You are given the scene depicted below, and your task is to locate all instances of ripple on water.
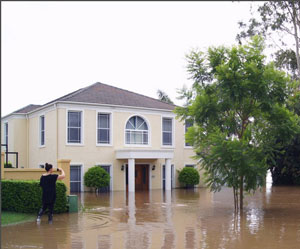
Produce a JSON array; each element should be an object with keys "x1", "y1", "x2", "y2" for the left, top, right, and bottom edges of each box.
[{"x1": 84, "y1": 211, "x2": 114, "y2": 230}]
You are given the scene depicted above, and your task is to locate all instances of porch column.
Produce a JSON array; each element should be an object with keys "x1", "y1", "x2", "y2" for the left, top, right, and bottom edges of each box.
[
  {"x1": 57, "y1": 159, "x2": 71, "y2": 195},
  {"x1": 128, "y1": 158, "x2": 135, "y2": 192},
  {"x1": 165, "y1": 158, "x2": 172, "y2": 191}
]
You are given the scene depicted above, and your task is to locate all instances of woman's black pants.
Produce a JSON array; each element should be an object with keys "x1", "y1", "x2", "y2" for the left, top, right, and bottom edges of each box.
[{"x1": 38, "y1": 202, "x2": 54, "y2": 220}]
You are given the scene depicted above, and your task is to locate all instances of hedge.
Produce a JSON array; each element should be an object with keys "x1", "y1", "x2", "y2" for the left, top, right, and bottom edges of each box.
[{"x1": 1, "y1": 180, "x2": 68, "y2": 213}]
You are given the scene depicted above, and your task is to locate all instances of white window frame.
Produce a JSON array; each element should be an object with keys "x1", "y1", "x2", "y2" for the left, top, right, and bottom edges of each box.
[
  {"x1": 161, "y1": 116, "x2": 175, "y2": 148},
  {"x1": 70, "y1": 163, "x2": 84, "y2": 192},
  {"x1": 185, "y1": 164, "x2": 196, "y2": 168},
  {"x1": 96, "y1": 112, "x2": 113, "y2": 146},
  {"x1": 95, "y1": 163, "x2": 113, "y2": 191},
  {"x1": 66, "y1": 109, "x2": 84, "y2": 146},
  {"x1": 4, "y1": 122, "x2": 8, "y2": 146},
  {"x1": 39, "y1": 115, "x2": 45, "y2": 147},
  {"x1": 124, "y1": 115, "x2": 151, "y2": 147},
  {"x1": 184, "y1": 119, "x2": 193, "y2": 148},
  {"x1": 161, "y1": 163, "x2": 175, "y2": 189}
]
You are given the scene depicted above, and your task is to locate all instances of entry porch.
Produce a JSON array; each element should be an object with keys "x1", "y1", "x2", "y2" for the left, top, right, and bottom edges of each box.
[{"x1": 116, "y1": 149, "x2": 174, "y2": 192}]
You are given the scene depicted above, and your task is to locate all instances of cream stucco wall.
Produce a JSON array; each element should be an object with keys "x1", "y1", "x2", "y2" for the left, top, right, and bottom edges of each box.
[
  {"x1": 1, "y1": 117, "x2": 27, "y2": 168},
  {"x1": 28, "y1": 110, "x2": 57, "y2": 168},
  {"x1": 3, "y1": 103, "x2": 202, "y2": 191}
]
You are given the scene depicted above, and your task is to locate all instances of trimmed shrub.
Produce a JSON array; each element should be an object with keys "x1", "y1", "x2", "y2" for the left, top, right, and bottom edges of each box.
[
  {"x1": 1, "y1": 180, "x2": 68, "y2": 213},
  {"x1": 178, "y1": 167, "x2": 200, "y2": 187},
  {"x1": 84, "y1": 166, "x2": 110, "y2": 192}
]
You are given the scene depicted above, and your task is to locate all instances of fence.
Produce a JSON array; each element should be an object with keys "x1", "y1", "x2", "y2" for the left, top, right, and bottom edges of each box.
[{"x1": 1, "y1": 152, "x2": 71, "y2": 195}]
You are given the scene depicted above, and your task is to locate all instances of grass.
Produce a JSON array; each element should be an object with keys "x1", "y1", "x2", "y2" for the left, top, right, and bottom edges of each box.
[{"x1": 1, "y1": 211, "x2": 36, "y2": 226}]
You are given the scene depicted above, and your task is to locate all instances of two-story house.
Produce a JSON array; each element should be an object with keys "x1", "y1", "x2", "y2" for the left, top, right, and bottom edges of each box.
[{"x1": 1, "y1": 82, "x2": 200, "y2": 192}]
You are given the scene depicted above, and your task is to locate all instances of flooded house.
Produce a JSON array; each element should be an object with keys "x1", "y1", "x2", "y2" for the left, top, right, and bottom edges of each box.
[{"x1": 1, "y1": 82, "x2": 202, "y2": 192}]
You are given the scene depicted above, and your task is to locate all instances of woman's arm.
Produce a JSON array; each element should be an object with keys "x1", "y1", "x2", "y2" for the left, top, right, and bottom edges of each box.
[{"x1": 57, "y1": 168, "x2": 66, "y2": 180}]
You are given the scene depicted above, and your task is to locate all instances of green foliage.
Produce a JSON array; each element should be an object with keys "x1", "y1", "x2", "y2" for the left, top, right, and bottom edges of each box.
[
  {"x1": 84, "y1": 166, "x2": 110, "y2": 191},
  {"x1": 236, "y1": 1, "x2": 300, "y2": 79},
  {"x1": 269, "y1": 135, "x2": 300, "y2": 185},
  {"x1": 175, "y1": 36, "x2": 300, "y2": 210},
  {"x1": 157, "y1": 89, "x2": 174, "y2": 104},
  {"x1": 4, "y1": 162, "x2": 13, "y2": 168},
  {"x1": 268, "y1": 89, "x2": 300, "y2": 185},
  {"x1": 178, "y1": 167, "x2": 200, "y2": 187},
  {"x1": 1, "y1": 180, "x2": 68, "y2": 213}
]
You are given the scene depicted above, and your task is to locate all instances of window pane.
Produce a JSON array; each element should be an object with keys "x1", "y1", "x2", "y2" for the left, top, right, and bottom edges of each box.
[
  {"x1": 126, "y1": 118, "x2": 135, "y2": 129},
  {"x1": 163, "y1": 132, "x2": 172, "y2": 145},
  {"x1": 185, "y1": 165, "x2": 195, "y2": 168},
  {"x1": 5, "y1": 123, "x2": 8, "y2": 145},
  {"x1": 163, "y1": 118, "x2": 172, "y2": 132},
  {"x1": 98, "y1": 129, "x2": 109, "y2": 143},
  {"x1": 133, "y1": 132, "x2": 143, "y2": 144},
  {"x1": 68, "y1": 128, "x2": 81, "y2": 143},
  {"x1": 70, "y1": 182, "x2": 81, "y2": 193},
  {"x1": 125, "y1": 116, "x2": 149, "y2": 144},
  {"x1": 143, "y1": 132, "x2": 148, "y2": 144},
  {"x1": 137, "y1": 117, "x2": 148, "y2": 130},
  {"x1": 68, "y1": 112, "x2": 81, "y2": 127},
  {"x1": 70, "y1": 166, "x2": 81, "y2": 181},
  {"x1": 40, "y1": 116, "x2": 45, "y2": 130},
  {"x1": 138, "y1": 121, "x2": 148, "y2": 130},
  {"x1": 98, "y1": 114, "x2": 109, "y2": 128},
  {"x1": 185, "y1": 119, "x2": 193, "y2": 131},
  {"x1": 41, "y1": 131, "x2": 45, "y2": 145}
]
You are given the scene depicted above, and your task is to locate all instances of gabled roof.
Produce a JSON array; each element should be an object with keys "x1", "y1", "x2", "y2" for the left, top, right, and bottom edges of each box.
[
  {"x1": 8, "y1": 82, "x2": 176, "y2": 116},
  {"x1": 45, "y1": 82, "x2": 176, "y2": 110},
  {"x1": 13, "y1": 104, "x2": 42, "y2": 114}
]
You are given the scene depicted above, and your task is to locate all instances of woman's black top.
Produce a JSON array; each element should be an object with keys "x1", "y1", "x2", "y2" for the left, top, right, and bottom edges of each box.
[{"x1": 40, "y1": 174, "x2": 59, "y2": 204}]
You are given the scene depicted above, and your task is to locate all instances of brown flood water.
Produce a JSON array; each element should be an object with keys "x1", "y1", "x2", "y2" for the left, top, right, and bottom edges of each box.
[{"x1": 2, "y1": 178, "x2": 300, "y2": 249}]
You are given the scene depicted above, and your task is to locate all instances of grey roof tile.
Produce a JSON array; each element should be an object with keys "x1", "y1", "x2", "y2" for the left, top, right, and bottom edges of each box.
[
  {"x1": 13, "y1": 104, "x2": 42, "y2": 114},
  {"x1": 10, "y1": 82, "x2": 176, "y2": 116},
  {"x1": 48, "y1": 82, "x2": 176, "y2": 110}
]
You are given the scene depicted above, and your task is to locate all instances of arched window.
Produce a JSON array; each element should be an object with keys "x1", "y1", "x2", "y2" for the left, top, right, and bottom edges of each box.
[{"x1": 125, "y1": 116, "x2": 148, "y2": 145}]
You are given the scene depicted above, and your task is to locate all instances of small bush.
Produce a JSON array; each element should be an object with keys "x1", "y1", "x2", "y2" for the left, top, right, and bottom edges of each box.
[
  {"x1": 84, "y1": 166, "x2": 110, "y2": 192},
  {"x1": 178, "y1": 167, "x2": 200, "y2": 187},
  {"x1": 1, "y1": 180, "x2": 68, "y2": 213},
  {"x1": 4, "y1": 162, "x2": 13, "y2": 168}
]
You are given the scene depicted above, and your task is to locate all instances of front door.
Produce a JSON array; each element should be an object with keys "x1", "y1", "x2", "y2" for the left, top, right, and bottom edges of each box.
[{"x1": 126, "y1": 164, "x2": 149, "y2": 191}]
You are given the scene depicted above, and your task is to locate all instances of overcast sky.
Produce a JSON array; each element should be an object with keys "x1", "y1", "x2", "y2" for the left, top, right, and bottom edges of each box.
[{"x1": 2, "y1": 1, "x2": 258, "y2": 117}]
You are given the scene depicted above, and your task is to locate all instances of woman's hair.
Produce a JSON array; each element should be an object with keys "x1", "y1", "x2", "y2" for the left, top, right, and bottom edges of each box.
[{"x1": 45, "y1": 163, "x2": 53, "y2": 172}]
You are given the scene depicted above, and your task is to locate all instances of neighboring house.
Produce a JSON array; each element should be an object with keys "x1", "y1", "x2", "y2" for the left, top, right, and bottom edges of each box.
[{"x1": 1, "y1": 82, "x2": 200, "y2": 192}]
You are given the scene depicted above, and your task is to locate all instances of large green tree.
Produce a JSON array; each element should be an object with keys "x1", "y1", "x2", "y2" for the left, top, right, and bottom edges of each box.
[
  {"x1": 236, "y1": 1, "x2": 300, "y2": 80},
  {"x1": 175, "y1": 36, "x2": 299, "y2": 211},
  {"x1": 268, "y1": 89, "x2": 300, "y2": 185}
]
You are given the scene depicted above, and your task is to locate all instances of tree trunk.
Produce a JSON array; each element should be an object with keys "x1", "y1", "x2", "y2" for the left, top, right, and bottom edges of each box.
[
  {"x1": 291, "y1": 2, "x2": 300, "y2": 81},
  {"x1": 240, "y1": 175, "x2": 244, "y2": 210}
]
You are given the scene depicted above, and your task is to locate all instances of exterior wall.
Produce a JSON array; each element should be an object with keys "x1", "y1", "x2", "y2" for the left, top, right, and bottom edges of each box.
[
  {"x1": 1, "y1": 116, "x2": 27, "y2": 168},
  {"x1": 12, "y1": 118, "x2": 28, "y2": 168},
  {"x1": 28, "y1": 109, "x2": 57, "y2": 168},
  {"x1": 3, "y1": 102, "x2": 201, "y2": 191},
  {"x1": 1, "y1": 159, "x2": 71, "y2": 194}
]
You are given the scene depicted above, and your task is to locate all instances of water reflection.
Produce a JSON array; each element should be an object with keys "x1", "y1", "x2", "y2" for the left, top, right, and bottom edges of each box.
[{"x1": 3, "y1": 185, "x2": 300, "y2": 249}]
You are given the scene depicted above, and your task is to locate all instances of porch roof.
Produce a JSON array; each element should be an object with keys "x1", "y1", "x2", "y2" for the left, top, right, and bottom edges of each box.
[{"x1": 115, "y1": 149, "x2": 174, "y2": 159}]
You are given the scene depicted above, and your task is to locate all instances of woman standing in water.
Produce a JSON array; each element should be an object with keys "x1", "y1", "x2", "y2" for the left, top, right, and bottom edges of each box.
[{"x1": 37, "y1": 163, "x2": 65, "y2": 224}]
